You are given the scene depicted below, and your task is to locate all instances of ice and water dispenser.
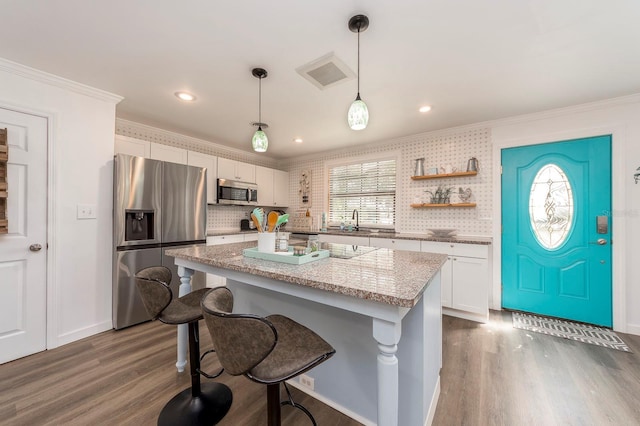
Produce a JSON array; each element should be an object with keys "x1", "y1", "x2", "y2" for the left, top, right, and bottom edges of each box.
[{"x1": 124, "y1": 210, "x2": 155, "y2": 242}]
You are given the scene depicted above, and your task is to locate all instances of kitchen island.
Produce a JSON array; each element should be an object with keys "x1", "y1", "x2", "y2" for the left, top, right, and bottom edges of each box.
[{"x1": 166, "y1": 242, "x2": 447, "y2": 426}]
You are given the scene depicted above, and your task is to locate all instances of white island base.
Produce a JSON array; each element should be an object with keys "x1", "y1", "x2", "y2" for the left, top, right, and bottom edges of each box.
[
  {"x1": 226, "y1": 276, "x2": 442, "y2": 426},
  {"x1": 168, "y1": 243, "x2": 445, "y2": 426},
  {"x1": 176, "y1": 259, "x2": 442, "y2": 426}
]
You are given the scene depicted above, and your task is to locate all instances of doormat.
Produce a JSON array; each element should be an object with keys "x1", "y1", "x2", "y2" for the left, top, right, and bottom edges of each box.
[{"x1": 512, "y1": 312, "x2": 631, "y2": 353}]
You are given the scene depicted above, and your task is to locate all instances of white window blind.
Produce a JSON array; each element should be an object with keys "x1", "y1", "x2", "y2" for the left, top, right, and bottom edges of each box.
[{"x1": 328, "y1": 159, "x2": 396, "y2": 227}]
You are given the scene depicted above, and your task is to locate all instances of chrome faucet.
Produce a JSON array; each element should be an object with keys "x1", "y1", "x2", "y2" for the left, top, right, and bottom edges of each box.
[{"x1": 352, "y1": 209, "x2": 359, "y2": 231}]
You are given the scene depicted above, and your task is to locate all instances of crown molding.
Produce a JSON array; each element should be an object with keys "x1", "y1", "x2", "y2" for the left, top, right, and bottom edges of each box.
[
  {"x1": 479, "y1": 92, "x2": 640, "y2": 129},
  {"x1": 0, "y1": 57, "x2": 123, "y2": 104}
]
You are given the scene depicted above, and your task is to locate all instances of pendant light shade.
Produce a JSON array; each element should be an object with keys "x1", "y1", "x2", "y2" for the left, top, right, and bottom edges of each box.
[
  {"x1": 348, "y1": 94, "x2": 369, "y2": 131},
  {"x1": 251, "y1": 68, "x2": 268, "y2": 152},
  {"x1": 348, "y1": 15, "x2": 369, "y2": 131},
  {"x1": 252, "y1": 126, "x2": 268, "y2": 153}
]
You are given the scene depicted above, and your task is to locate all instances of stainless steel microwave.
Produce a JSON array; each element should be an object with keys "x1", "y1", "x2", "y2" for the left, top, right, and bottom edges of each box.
[{"x1": 216, "y1": 178, "x2": 258, "y2": 205}]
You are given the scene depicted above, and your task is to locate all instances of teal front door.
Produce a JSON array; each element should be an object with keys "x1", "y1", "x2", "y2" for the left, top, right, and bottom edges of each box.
[{"x1": 502, "y1": 135, "x2": 612, "y2": 327}]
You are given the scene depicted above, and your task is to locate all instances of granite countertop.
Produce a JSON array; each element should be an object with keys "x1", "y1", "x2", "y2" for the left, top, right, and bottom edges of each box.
[
  {"x1": 166, "y1": 241, "x2": 448, "y2": 308},
  {"x1": 207, "y1": 228, "x2": 491, "y2": 244},
  {"x1": 207, "y1": 229, "x2": 259, "y2": 236},
  {"x1": 286, "y1": 229, "x2": 492, "y2": 245}
]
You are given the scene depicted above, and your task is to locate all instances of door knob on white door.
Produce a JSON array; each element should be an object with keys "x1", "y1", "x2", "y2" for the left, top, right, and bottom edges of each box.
[{"x1": 29, "y1": 244, "x2": 42, "y2": 252}]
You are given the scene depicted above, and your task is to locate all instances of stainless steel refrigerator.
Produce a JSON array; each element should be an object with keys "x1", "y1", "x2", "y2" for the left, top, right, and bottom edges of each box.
[{"x1": 112, "y1": 154, "x2": 207, "y2": 330}]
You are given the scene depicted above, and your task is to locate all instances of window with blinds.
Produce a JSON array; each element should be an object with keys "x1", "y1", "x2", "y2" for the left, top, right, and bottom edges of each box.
[{"x1": 328, "y1": 158, "x2": 396, "y2": 227}]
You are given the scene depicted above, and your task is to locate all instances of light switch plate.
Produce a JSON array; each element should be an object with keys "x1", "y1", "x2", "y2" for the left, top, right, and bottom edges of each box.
[{"x1": 77, "y1": 204, "x2": 97, "y2": 219}]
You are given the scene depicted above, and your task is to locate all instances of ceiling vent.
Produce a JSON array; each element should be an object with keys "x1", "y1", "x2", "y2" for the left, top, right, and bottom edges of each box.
[{"x1": 296, "y1": 52, "x2": 355, "y2": 90}]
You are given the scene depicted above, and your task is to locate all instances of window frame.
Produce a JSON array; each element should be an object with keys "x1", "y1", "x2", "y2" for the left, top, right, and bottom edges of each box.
[{"x1": 323, "y1": 151, "x2": 400, "y2": 230}]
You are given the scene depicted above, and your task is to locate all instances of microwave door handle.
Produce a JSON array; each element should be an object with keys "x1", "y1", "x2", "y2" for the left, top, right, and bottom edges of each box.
[{"x1": 246, "y1": 188, "x2": 251, "y2": 203}]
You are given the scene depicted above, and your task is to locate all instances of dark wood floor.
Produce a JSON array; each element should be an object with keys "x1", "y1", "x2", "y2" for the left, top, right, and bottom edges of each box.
[{"x1": 1, "y1": 311, "x2": 639, "y2": 425}]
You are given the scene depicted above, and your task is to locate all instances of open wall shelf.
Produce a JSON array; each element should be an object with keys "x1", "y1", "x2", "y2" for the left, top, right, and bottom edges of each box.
[
  {"x1": 410, "y1": 203, "x2": 476, "y2": 208},
  {"x1": 411, "y1": 171, "x2": 477, "y2": 180}
]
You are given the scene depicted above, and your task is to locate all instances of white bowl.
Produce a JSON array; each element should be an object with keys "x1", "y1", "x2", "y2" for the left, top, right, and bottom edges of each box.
[{"x1": 428, "y1": 228, "x2": 457, "y2": 238}]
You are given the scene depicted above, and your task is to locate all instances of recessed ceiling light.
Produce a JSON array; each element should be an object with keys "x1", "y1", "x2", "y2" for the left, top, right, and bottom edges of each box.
[
  {"x1": 294, "y1": 138, "x2": 303, "y2": 143},
  {"x1": 419, "y1": 105, "x2": 432, "y2": 113},
  {"x1": 175, "y1": 91, "x2": 196, "y2": 101}
]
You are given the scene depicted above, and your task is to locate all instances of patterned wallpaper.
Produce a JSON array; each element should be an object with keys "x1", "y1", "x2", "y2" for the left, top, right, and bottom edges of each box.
[
  {"x1": 283, "y1": 127, "x2": 492, "y2": 236},
  {"x1": 116, "y1": 118, "x2": 492, "y2": 235}
]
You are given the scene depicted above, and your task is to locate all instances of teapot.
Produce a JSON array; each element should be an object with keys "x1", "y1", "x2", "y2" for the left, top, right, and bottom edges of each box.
[{"x1": 467, "y1": 157, "x2": 479, "y2": 172}]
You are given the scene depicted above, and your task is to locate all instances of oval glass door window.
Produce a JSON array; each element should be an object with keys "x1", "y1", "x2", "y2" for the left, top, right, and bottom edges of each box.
[{"x1": 529, "y1": 163, "x2": 574, "y2": 249}]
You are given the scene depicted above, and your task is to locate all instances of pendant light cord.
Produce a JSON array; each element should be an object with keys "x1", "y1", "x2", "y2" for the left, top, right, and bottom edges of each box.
[
  {"x1": 357, "y1": 26, "x2": 361, "y2": 95},
  {"x1": 258, "y1": 76, "x2": 262, "y2": 126}
]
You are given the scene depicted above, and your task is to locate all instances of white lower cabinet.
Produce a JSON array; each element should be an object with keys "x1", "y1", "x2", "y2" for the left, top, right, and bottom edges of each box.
[
  {"x1": 369, "y1": 237, "x2": 421, "y2": 251},
  {"x1": 421, "y1": 241, "x2": 489, "y2": 322},
  {"x1": 205, "y1": 234, "x2": 257, "y2": 287}
]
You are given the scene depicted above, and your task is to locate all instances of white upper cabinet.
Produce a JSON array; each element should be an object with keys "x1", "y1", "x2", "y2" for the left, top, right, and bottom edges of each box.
[
  {"x1": 273, "y1": 170, "x2": 290, "y2": 207},
  {"x1": 114, "y1": 135, "x2": 150, "y2": 157},
  {"x1": 217, "y1": 157, "x2": 256, "y2": 183},
  {"x1": 255, "y1": 166, "x2": 274, "y2": 206},
  {"x1": 149, "y1": 142, "x2": 188, "y2": 164},
  {"x1": 187, "y1": 151, "x2": 218, "y2": 204},
  {"x1": 255, "y1": 166, "x2": 290, "y2": 207}
]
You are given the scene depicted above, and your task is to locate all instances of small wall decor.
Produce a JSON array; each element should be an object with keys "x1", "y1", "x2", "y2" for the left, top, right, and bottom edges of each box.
[
  {"x1": 299, "y1": 169, "x2": 311, "y2": 205},
  {"x1": 0, "y1": 128, "x2": 8, "y2": 234},
  {"x1": 634, "y1": 166, "x2": 640, "y2": 184}
]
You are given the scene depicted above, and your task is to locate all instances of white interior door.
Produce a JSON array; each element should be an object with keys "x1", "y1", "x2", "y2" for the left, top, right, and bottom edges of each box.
[{"x1": 0, "y1": 108, "x2": 48, "y2": 364}]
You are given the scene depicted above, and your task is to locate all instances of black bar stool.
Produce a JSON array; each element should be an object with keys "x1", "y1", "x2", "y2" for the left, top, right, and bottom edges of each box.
[
  {"x1": 201, "y1": 286, "x2": 335, "y2": 426},
  {"x1": 135, "y1": 267, "x2": 232, "y2": 425}
]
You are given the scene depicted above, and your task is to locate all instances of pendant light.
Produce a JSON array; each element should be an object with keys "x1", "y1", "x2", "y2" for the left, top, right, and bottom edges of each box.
[
  {"x1": 347, "y1": 14, "x2": 370, "y2": 131},
  {"x1": 251, "y1": 68, "x2": 269, "y2": 153}
]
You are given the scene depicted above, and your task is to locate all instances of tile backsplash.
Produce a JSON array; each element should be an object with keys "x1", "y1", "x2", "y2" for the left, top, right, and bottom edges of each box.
[{"x1": 118, "y1": 118, "x2": 492, "y2": 236}]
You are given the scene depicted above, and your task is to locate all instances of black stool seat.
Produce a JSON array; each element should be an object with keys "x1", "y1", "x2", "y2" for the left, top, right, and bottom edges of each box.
[
  {"x1": 202, "y1": 287, "x2": 335, "y2": 426},
  {"x1": 135, "y1": 267, "x2": 232, "y2": 425}
]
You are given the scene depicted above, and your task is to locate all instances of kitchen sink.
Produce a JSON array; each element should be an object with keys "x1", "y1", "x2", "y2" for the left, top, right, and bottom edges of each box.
[{"x1": 322, "y1": 243, "x2": 378, "y2": 259}]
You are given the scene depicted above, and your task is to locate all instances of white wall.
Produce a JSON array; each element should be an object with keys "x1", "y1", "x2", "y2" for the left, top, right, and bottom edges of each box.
[
  {"x1": 491, "y1": 95, "x2": 640, "y2": 334},
  {"x1": 0, "y1": 59, "x2": 121, "y2": 348}
]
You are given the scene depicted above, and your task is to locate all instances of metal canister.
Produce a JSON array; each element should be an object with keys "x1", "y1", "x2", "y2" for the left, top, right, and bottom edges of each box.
[{"x1": 414, "y1": 158, "x2": 425, "y2": 176}]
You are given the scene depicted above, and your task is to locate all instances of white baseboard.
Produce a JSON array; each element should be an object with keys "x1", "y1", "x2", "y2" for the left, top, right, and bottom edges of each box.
[
  {"x1": 425, "y1": 376, "x2": 441, "y2": 426},
  {"x1": 285, "y1": 379, "x2": 375, "y2": 426},
  {"x1": 55, "y1": 320, "x2": 113, "y2": 348},
  {"x1": 443, "y1": 307, "x2": 488, "y2": 323},
  {"x1": 286, "y1": 373, "x2": 442, "y2": 426},
  {"x1": 625, "y1": 323, "x2": 640, "y2": 336}
]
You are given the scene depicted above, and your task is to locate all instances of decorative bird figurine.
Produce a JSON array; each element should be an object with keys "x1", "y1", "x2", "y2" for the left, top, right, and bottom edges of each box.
[{"x1": 458, "y1": 187, "x2": 472, "y2": 203}]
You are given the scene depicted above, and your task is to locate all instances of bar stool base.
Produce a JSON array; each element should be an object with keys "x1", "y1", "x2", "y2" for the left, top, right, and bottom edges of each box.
[{"x1": 158, "y1": 382, "x2": 232, "y2": 426}]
